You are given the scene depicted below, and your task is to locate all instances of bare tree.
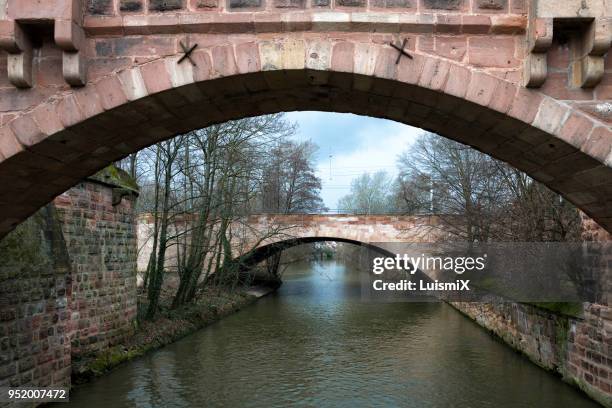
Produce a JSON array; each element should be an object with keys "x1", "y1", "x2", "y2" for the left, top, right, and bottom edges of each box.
[
  {"x1": 495, "y1": 166, "x2": 581, "y2": 241},
  {"x1": 259, "y1": 140, "x2": 325, "y2": 214},
  {"x1": 137, "y1": 115, "x2": 325, "y2": 308},
  {"x1": 395, "y1": 132, "x2": 580, "y2": 242},
  {"x1": 145, "y1": 137, "x2": 185, "y2": 319}
]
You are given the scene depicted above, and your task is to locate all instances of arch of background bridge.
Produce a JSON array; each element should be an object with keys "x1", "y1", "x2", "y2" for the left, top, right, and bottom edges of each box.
[
  {"x1": 0, "y1": 39, "x2": 610, "y2": 237},
  {"x1": 233, "y1": 236, "x2": 434, "y2": 284},
  {"x1": 237, "y1": 236, "x2": 398, "y2": 270}
]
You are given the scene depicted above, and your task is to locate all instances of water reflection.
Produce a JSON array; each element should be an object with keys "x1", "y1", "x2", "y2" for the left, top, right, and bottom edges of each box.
[{"x1": 65, "y1": 260, "x2": 599, "y2": 408}]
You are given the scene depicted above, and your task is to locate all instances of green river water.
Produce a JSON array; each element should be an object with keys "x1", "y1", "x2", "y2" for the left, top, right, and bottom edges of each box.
[{"x1": 66, "y1": 259, "x2": 600, "y2": 407}]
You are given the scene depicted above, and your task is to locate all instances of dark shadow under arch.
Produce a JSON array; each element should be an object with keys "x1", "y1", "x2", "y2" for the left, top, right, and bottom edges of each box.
[
  {"x1": 237, "y1": 236, "x2": 398, "y2": 270},
  {"x1": 1, "y1": 54, "x2": 610, "y2": 237},
  {"x1": 231, "y1": 237, "x2": 434, "y2": 289}
]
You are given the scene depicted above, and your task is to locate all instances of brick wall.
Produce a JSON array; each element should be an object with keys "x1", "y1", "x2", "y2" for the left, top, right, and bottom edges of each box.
[
  {"x1": 451, "y1": 217, "x2": 612, "y2": 407},
  {"x1": 0, "y1": 167, "x2": 138, "y2": 394},
  {"x1": 0, "y1": 206, "x2": 72, "y2": 392},
  {"x1": 54, "y1": 171, "x2": 138, "y2": 360},
  {"x1": 452, "y1": 301, "x2": 612, "y2": 407}
]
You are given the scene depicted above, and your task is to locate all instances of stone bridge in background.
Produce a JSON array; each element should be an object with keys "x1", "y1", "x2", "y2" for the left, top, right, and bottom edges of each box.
[
  {"x1": 239, "y1": 213, "x2": 448, "y2": 263},
  {"x1": 137, "y1": 213, "x2": 448, "y2": 272},
  {"x1": 240, "y1": 215, "x2": 466, "y2": 283},
  {"x1": 0, "y1": 0, "x2": 611, "y2": 238},
  {"x1": 247, "y1": 213, "x2": 445, "y2": 242}
]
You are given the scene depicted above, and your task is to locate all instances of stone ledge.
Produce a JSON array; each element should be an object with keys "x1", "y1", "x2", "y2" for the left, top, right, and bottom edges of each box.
[
  {"x1": 86, "y1": 165, "x2": 140, "y2": 196},
  {"x1": 83, "y1": 11, "x2": 526, "y2": 35}
]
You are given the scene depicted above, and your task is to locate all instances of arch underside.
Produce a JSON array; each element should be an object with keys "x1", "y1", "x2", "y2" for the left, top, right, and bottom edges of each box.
[
  {"x1": 1, "y1": 67, "x2": 611, "y2": 236},
  {"x1": 238, "y1": 236, "x2": 435, "y2": 286},
  {"x1": 240, "y1": 236, "x2": 397, "y2": 268}
]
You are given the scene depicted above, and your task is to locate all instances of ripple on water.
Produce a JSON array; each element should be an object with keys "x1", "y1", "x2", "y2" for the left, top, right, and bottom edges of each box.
[{"x1": 65, "y1": 260, "x2": 601, "y2": 408}]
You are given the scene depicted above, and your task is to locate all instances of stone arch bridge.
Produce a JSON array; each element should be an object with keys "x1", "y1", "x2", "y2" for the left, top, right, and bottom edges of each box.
[
  {"x1": 137, "y1": 213, "x2": 447, "y2": 272},
  {"x1": 0, "y1": 0, "x2": 610, "y2": 238},
  {"x1": 237, "y1": 213, "x2": 445, "y2": 262},
  {"x1": 214, "y1": 215, "x2": 451, "y2": 285}
]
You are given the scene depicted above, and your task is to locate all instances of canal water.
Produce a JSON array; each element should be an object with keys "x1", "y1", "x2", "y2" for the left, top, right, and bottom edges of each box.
[{"x1": 66, "y1": 260, "x2": 600, "y2": 407}]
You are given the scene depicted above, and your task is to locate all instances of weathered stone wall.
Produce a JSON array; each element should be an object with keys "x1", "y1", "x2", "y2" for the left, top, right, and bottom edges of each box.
[
  {"x1": 452, "y1": 217, "x2": 612, "y2": 407},
  {"x1": 54, "y1": 169, "x2": 138, "y2": 360},
  {"x1": 452, "y1": 301, "x2": 612, "y2": 408},
  {"x1": 583, "y1": 213, "x2": 612, "y2": 243},
  {"x1": 0, "y1": 167, "x2": 138, "y2": 394},
  {"x1": 0, "y1": 206, "x2": 72, "y2": 392},
  {"x1": 85, "y1": 0, "x2": 525, "y2": 13}
]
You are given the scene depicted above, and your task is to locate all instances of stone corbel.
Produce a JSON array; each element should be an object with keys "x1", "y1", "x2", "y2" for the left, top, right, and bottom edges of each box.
[
  {"x1": 0, "y1": 20, "x2": 33, "y2": 88},
  {"x1": 571, "y1": 18, "x2": 612, "y2": 88},
  {"x1": 54, "y1": 19, "x2": 87, "y2": 86},
  {"x1": 112, "y1": 188, "x2": 134, "y2": 206},
  {"x1": 524, "y1": 17, "x2": 553, "y2": 88}
]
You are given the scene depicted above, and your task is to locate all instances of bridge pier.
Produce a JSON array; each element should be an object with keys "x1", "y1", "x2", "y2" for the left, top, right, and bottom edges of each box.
[{"x1": 0, "y1": 166, "x2": 138, "y2": 393}]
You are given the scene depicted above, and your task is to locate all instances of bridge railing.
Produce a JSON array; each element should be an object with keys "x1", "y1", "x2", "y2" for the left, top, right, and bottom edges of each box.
[{"x1": 310, "y1": 209, "x2": 429, "y2": 216}]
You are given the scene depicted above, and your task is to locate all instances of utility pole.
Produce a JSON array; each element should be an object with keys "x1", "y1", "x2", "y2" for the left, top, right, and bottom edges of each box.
[
  {"x1": 329, "y1": 149, "x2": 333, "y2": 181},
  {"x1": 430, "y1": 176, "x2": 434, "y2": 214}
]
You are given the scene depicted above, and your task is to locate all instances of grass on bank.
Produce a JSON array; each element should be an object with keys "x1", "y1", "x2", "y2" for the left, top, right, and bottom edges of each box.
[{"x1": 72, "y1": 287, "x2": 256, "y2": 384}]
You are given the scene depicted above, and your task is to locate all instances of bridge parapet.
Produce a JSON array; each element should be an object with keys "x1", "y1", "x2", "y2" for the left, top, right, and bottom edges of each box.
[
  {"x1": 83, "y1": 0, "x2": 527, "y2": 15},
  {"x1": 1, "y1": 0, "x2": 610, "y2": 93},
  {"x1": 241, "y1": 213, "x2": 449, "y2": 247}
]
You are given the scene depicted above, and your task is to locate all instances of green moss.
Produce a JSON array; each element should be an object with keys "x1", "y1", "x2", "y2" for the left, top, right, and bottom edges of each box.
[
  {"x1": 0, "y1": 205, "x2": 70, "y2": 274},
  {"x1": 566, "y1": 376, "x2": 612, "y2": 408},
  {"x1": 530, "y1": 302, "x2": 583, "y2": 318},
  {"x1": 72, "y1": 289, "x2": 259, "y2": 385},
  {"x1": 88, "y1": 165, "x2": 139, "y2": 194},
  {"x1": 549, "y1": 313, "x2": 571, "y2": 372},
  {"x1": 0, "y1": 214, "x2": 45, "y2": 268},
  {"x1": 84, "y1": 348, "x2": 143, "y2": 377}
]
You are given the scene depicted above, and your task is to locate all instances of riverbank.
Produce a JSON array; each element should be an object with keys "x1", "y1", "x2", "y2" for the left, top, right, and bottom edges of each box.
[
  {"x1": 72, "y1": 285, "x2": 276, "y2": 384},
  {"x1": 450, "y1": 301, "x2": 610, "y2": 408}
]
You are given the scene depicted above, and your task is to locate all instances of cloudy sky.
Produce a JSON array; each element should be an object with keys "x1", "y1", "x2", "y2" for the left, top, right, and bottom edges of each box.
[{"x1": 284, "y1": 112, "x2": 423, "y2": 209}]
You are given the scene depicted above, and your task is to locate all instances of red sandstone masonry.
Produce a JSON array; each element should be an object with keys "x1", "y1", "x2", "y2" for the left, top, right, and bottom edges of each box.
[
  {"x1": 138, "y1": 213, "x2": 451, "y2": 273},
  {"x1": 55, "y1": 181, "x2": 137, "y2": 359},
  {"x1": 0, "y1": 31, "x2": 596, "y2": 239},
  {"x1": 452, "y1": 301, "x2": 612, "y2": 407},
  {"x1": 94, "y1": 76, "x2": 130, "y2": 110},
  {"x1": 583, "y1": 127, "x2": 612, "y2": 165},
  {"x1": 0, "y1": 172, "x2": 138, "y2": 396},
  {"x1": 452, "y1": 216, "x2": 612, "y2": 407},
  {"x1": 0, "y1": 127, "x2": 23, "y2": 160},
  {"x1": 0, "y1": 208, "x2": 72, "y2": 393}
]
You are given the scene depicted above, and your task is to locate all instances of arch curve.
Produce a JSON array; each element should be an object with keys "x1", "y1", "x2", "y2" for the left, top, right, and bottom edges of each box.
[
  {"x1": 0, "y1": 38, "x2": 610, "y2": 236},
  {"x1": 238, "y1": 236, "x2": 398, "y2": 269}
]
